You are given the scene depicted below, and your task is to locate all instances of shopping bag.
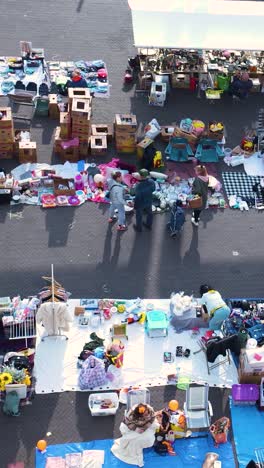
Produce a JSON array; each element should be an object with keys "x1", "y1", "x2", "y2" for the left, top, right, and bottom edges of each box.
[
  {"x1": 78, "y1": 356, "x2": 107, "y2": 390},
  {"x1": 188, "y1": 196, "x2": 203, "y2": 209}
]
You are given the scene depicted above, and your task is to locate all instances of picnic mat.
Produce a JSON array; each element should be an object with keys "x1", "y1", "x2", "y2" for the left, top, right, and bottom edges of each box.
[
  {"x1": 230, "y1": 398, "x2": 264, "y2": 467},
  {"x1": 222, "y1": 172, "x2": 262, "y2": 199},
  {"x1": 166, "y1": 161, "x2": 219, "y2": 182},
  {"x1": 36, "y1": 436, "x2": 235, "y2": 468}
]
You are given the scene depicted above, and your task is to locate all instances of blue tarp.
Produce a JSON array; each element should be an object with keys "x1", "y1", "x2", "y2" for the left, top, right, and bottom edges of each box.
[
  {"x1": 36, "y1": 435, "x2": 234, "y2": 468},
  {"x1": 230, "y1": 398, "x2": 264, "y2": 467}
]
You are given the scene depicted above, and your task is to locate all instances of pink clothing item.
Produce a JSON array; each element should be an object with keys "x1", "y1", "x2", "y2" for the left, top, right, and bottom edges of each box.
[{"x1": 198, "y1": 175, "x2": 209, "y2": 183}]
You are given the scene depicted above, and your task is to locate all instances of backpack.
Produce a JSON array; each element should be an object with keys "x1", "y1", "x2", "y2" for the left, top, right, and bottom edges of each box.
[{"x1": 3, "y1": 391, "x2": 20, "y2": 416}]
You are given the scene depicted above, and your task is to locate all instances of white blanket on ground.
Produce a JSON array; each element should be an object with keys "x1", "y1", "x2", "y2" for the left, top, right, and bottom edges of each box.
[
  {"x1": 111, "y1": 421, "x2": 159, "y2": 468},
  {"x1": 243, "y1": 152, "x2": 264, "y2": 176},
  {"x1": 34, "y1": 299, "x2": 238, "y2": 394}
]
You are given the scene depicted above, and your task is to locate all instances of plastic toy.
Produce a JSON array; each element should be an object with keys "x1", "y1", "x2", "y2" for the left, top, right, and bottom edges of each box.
[{"x1": 145, "y1": 310, "x2": 168, "y2": 338}]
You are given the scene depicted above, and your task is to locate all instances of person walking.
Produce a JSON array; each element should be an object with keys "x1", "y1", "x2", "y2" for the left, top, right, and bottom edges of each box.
[
  {"x1": 108, "y1": 171, "x2": 127, "y2": 231},
  {"x1": 191, "y1": 165, "x2": 209, "y2": 227},
  {"x1": 134, "y1": 169, "x2": 155, "y2": 232}
]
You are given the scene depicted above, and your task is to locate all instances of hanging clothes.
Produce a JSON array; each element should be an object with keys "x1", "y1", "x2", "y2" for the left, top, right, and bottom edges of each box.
[{"x1": 36, "y1": 302, "x2": 72, "y2": 335}]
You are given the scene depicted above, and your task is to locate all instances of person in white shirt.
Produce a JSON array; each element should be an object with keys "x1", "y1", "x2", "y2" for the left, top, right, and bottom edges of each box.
[{"x1": 200, "y1": 284, "x2": 230, "y2": 330}]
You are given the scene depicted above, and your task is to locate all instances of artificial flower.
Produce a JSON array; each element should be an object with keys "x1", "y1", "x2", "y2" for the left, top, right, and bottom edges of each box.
[
  {"x1": 22, "y1": 375, "x2": 31, "y2": 386},
  {"x1": 0, "y1": 372, "x2": 13, "y2": 385}
]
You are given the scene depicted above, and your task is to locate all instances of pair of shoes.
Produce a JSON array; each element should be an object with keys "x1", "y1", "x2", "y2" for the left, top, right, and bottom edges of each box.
[
  {"x1": 176, "y1": 346, "x2": 191, "y2": 358},
  {"x1": 133, "y1": 224, "x2": 142, "y2": 232},
  {"x1": 143, "y1": 222, "x2": 152, "y2": 230},
  {"x1": 191, "y1": 218, "x2": 199, "y2": 227},
  {"x1": 117, "y1": 225, "x2": 127, "y2": 231}
]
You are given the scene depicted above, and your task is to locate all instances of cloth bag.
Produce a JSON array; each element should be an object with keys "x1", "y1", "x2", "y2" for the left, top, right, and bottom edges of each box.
[{"x1": 78, "y1": 355, "x2": 107, "y2": 390}]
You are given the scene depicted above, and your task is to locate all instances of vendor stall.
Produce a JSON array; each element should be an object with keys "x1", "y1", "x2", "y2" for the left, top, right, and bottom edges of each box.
[{"x1": 128, "y1": 1, "x2": 264, "y2": 98}]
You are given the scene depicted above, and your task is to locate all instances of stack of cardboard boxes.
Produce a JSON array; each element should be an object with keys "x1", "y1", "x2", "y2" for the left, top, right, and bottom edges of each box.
[
  {"x1": 54, "y1": 88, "x2": 92, "y2": 161},
  {"x1": 114, "y1": 114, "x2": 137, "y2": 154},
  {"x1": 0, "y1": 108, "x2": 15, "y2": 160}
]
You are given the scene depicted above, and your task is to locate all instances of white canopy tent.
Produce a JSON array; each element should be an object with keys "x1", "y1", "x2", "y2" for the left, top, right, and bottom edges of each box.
[{"x1": 128, "y1": 0, "x2": 264, "y2": 51}]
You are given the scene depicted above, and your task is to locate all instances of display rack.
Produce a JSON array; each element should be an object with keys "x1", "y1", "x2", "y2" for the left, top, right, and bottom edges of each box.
[
  {"x1": 9, "y1": 309, "x2": 36, "y2": 348},
  {"x1": 41, "y1": 264, "x2": 68, "y2": 342}
]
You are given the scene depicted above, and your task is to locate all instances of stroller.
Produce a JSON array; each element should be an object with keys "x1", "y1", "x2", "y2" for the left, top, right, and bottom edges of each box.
[{"x1": 167, "y1": 200, "x2": 185, "y2": 237}]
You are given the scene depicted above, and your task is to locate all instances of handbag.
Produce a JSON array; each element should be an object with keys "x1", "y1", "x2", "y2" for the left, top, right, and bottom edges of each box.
[
  {"x1": 188, "y1": 196, "x2": 203, "y2": 209},
  {"x1": 78, "y1": 355, "x2": 107, "y2": 390}
]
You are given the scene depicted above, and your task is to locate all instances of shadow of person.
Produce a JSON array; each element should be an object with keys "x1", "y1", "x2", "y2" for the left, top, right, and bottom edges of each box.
[
  {"x1": 45, "y1": 207, "x2": 76, "y2": 247},
  {"x1": 182, "y1": 225, "x2": 200, "y2": 269}
]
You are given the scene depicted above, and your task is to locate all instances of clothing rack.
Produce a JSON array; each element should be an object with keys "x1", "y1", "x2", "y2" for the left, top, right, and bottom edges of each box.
[{"x1": 41, "y1": 264, "x2": 68, "y2": 341}]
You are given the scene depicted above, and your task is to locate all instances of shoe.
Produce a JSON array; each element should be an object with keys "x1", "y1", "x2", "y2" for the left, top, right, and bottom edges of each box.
[
  {"x1": 143, "y1": 222, "x2": 152, "y2": 230},
  {"x1": 191, "y1": 218, "x2": 199, "y2": 227},
  {"x1": 117, "y1": 225, "x2": 127, "y2": 231},
  {"x1": 133, "y1": 224, "x2": 142, "y2": 232},
  {"x1": 176, "y1": 346, "x2": 183, "y2": 357},
  {"x1": 184, "y1": 348, "x2": 191, "y2": 358}
]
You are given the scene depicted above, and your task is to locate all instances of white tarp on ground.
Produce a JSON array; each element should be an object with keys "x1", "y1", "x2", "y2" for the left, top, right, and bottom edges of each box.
[
  {"x1": 243, "y1": 153, "x2": 264, "y2": 177},
  {"x1": 34, "y1": 299, "x2": 238, "y2": 394},
  {"x1": 128, "y1": 0, "x2": 264, "y2": 51}
]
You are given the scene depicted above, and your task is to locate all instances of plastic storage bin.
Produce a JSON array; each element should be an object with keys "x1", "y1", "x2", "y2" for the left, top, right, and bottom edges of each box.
[
  {"x1": 88, "y1": 392, "x2": 119, "y2": 416},
  {"x1": 126, "y1": 388, "x2": 150, "y2": 412},
  {"x1": 232, "y1": 384, "x2": 259, "y2": 405}
]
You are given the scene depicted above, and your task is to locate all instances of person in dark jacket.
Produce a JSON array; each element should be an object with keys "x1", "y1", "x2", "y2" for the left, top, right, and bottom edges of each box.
[
  {"x1": 191, "y1": 165, "x2": 209, "y2": 226},
  {"x1": 229, "y1": 71, "x2": 253, "y2": 100},
  {"x1": 134, "y1": 169, "x2": 155, "y2": 232},
  {"x1": 68, "y1": 69, "x2": 88, "y2": 88},
  {"x1": 167, "y1": 200, "x2": 185, "y2": 237}
]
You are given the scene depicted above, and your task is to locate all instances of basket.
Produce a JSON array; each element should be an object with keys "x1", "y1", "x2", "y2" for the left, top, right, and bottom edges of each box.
[
  {"x1": 188, "y1": 196, "x2": 203, "y2": 209},
  {"x1": 88, "y1": 392, "x2": 119, "y2": 416},
  {"x1": 210, "y1": 417, "x2": 230, "y2": 445}
]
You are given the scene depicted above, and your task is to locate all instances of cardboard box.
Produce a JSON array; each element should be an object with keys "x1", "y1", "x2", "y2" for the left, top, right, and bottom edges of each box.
[
  {"x1": 60, "y1": 112, "x2": 71, "y2": 139},
  {"x1": 18, "y1": 141, "x2": 37, "y2": 163},
  {"x1": 136, "y1": 137, "x2": 154, "y2": 158},
  {"x1": 71, "y1": 98, "x2": 91, "y2": 117},
  {"x1": 53, "y1": 177, "x2": 75, "y2": 195},
  {"x1": 160, "y1": 126, "x2": 176, "y2": 142},
  {"x1": 91, "y1": 124, "x2": 113, "y2": 141},
  {"x1": 74, "y1": 306, "x2": 85, "y2": 316},
  {"x1": 90, "y1": 135, "x2": 107, "y2": 155},
  {"x1": 0, "y1": 108, "x2": 13, "y2": 128},
  {"x1": 115, "y1": 114, "x2": 137, "y2": 130},
  {"x1": 48, "y1": 94, "x2": 60, "y2": 119},
  {"x1": 239, "y1": 368, "x2": 264, "y2": 384},
  {"x1": 115, "y1": 134, "x2": 136, "y2": 146},
  {"x1": 0, "y1": 127, "x2": 15, "y2": 143},
  {"x1": 116, "y1": 145, "x2": 136, "y2": 154}
]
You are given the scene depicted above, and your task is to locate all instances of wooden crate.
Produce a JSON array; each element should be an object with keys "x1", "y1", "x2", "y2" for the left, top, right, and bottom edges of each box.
[
  {"x1": 0, "y1": 151, "x2": 13, "y2": 159},
  {"x1": 115, "y1": 134, "x2": 136, "y2": 147},
  {"x1": 60, "y1": 112, "x2": 71, "y2": 139},
  {"x1": 91, "y1": 124, "x2": 113, "y2": 141},
  {"x1": 115, "y1": 114, "x2": 137, "y2": 131},
  {"x1": 72, "y1": 112, "x2": 91, "y2": 127},
  {"x1": 116, "y1": 145, "x2": 136, "y2": 154},
  {"x1": 68, "y1": 88, "x2": 91, "y2": 108},
  {"x1": 0, "y1": 127, "x2": 14, "y2": 143},
  {"x1": 136, "y1": 137, "x2": 154, "y2": 158},
  {"x1": 0, "y1": 140, "x2": 14, "y2": 159},
  {"x1": 0, "y1": 108, "x2": 13, "y2": 128},
  {"x1": 90, "y1": 135, "x2": 107, "y2": 155},
  {"x1": 160, "y1": 126, "x2": 176, "y2": 142},
  {"x1": 18, "y1": 142, "x2": 37, "y2": 163},
  {"x1": 71, "y1": 98, "x2": 91, "y2": 117},
  {"x1": 79, "y1": 141, "x2": 89, "y2": 157},
  {"x1": 48, "y1": 94, "x2": 60, "y2": 119}
]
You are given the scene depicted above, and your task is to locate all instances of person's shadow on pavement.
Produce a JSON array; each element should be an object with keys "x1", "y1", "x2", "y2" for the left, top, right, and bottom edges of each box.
[{"x1": 182, "y1": 224, "x2": 200, "y2": 269}]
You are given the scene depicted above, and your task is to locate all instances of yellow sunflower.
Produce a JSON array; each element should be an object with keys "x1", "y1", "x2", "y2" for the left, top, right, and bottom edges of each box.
[
  {"x1": 1, "y1": 372, "x2": 13, "y2": 386},
  {"x1": 0, "y1": 376, "x2": 5, "y2": 391}
]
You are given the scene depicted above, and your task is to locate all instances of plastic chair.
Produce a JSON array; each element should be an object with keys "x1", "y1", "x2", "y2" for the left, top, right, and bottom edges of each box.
[
  {"x1": 126, "y1": 388, "x2": 150, "y2": 414},
  {"x1": 39, "y1": 82, "x2": 49, "y2": 96},
  {"x1": 34, "y1": 96, "x2": 49, "y2": 117},
  {"x1": 15, "y1": 80, "x2": 26, "y2": 91},
  {"x1": 183, "y1": 384, "x2": 213, "y2": 430},
  {"x1": 195, "y1": 138, "x2": 224, "y2": 162},
  {"x1": 165, "y1": 137, "x2": 193, "y2": 162},
  {"x1": 26, "y1": 82, "x2": 38, "y2": 93}
]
